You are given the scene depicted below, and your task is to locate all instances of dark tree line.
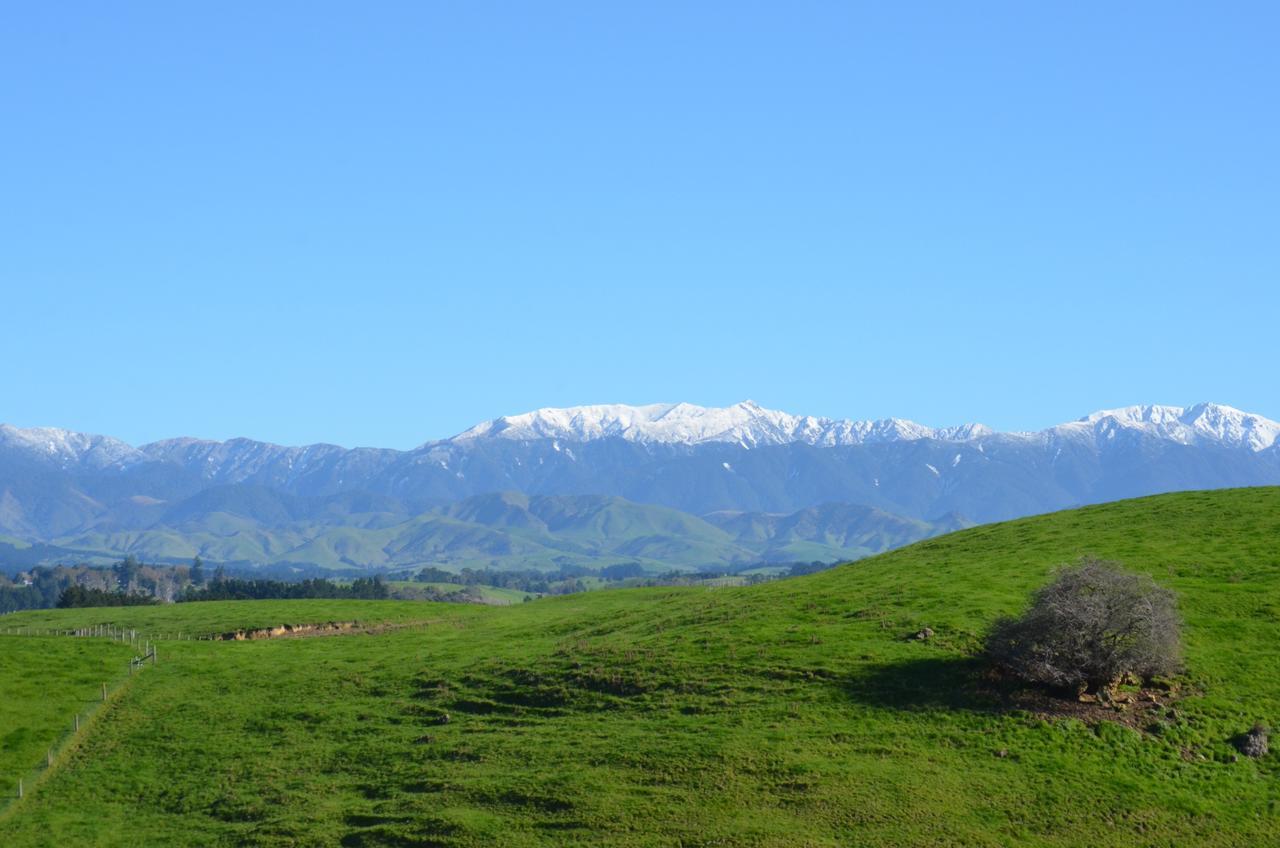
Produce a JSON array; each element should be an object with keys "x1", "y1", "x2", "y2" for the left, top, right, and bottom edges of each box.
[
  {"x1": 1, "y1": 567, "x2": 80, "y2": 613},
  {"x1": 57, "y1": 585, "x2": 160, "y2": 608},
  {"x1": 785, "y1": 561, "x2": 841, "y2": 577},
  {"x1": 414, "y1": 565, "x2": 589, "y2": 595},
  {"x1": 1, "y1": 557, "x2": 200, "y2": 612},
  {"x1": 180, "y1": 575, "x2": 389, "y2": 602},
  {"x1": 0, "y1": 582, "x2": 50, "y2": 614}
]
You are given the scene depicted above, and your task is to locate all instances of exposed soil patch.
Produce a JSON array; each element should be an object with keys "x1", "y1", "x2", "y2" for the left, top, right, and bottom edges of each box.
[
  {"x1": 210, "y1": 620, "x2": 442, "y2": 641},
  {"x1": 992, "y1": 682, "x2": 1183, "y2": 730}
]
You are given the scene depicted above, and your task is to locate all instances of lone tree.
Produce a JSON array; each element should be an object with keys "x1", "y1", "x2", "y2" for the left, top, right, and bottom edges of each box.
[{"x1": 985, "y1": 558, "x2": 1182, "y2": 695}]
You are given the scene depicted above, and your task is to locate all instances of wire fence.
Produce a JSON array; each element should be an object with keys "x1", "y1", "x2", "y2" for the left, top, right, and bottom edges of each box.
[
  {"x1": 1, "y1": 624, "x2": 197, "y2": 642},
  {"x1": 0, "y1": 615, "x2": 452, "y2": 810},
  {"x1": 0, "y1": 635, "x2": 157, "y2": 814}
]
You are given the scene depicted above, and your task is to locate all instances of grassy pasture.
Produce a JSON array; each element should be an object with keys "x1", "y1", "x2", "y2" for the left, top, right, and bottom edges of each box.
[
  {"x1": 0, "y1": 599, "x2": 481, "y2": 639},
  {"x1": 1, "y1": 488, "x2": 1278, "y2": 845},
  {"x1": 0, "y1": 638, "x2": 137, "y2": 799}
]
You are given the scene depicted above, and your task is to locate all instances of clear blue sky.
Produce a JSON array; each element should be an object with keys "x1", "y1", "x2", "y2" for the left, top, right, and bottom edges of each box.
[{"x1": 3, "y1": 3, "x2": 1277, "y2": 448}]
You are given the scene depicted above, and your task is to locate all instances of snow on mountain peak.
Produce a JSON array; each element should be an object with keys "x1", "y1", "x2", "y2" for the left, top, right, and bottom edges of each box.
[
  {"x1": 4, "y1": 402, "x2": 1276, "y2": 473},
  {"x1": 445, "y1": 401, "x2": 1280, "y2": 452},
  {"x1": 447, "y1": 402, "x2": 988, "y2": 448},
  {"x1": 1070, "y1": 402, "x2": 1280, "y2": 451},
  {"x1": 0, "y1": 424, "x2": 145, "y2": 469}
]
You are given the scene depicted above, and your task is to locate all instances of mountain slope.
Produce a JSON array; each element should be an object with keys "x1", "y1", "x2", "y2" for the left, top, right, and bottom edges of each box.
[
  {"x1": 704, "y1": 502, "x2": 966, "y2": 562},
  {"x1": 3, "y1": 488, "x2": 1278, "y2": 846},
  {"x1": 3, "y1": 402, "x2": 1279, "y2": 543},
  {"x1": 449, "y1": 400, "x2": 996, "y2": 447},
  {"x1": 37, "y1": 490, "x2": 951, "y2": 572},
  {"x1": 448, "y1": 400, "x2": 1280, "y2": 450}
]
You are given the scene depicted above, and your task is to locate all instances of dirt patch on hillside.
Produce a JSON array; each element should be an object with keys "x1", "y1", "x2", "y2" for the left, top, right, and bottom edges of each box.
[
  {"x1": 211, "y1": 620, "x2": 442, "y2": 641},
  {"x1": 996, "y1": 682, "x2": 1184, "y2": 730}
]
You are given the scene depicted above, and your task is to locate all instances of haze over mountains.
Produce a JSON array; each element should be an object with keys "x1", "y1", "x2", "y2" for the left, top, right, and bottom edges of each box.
[{"x1": 2, "y1": 401, "x2": 1277, "y2": 572}]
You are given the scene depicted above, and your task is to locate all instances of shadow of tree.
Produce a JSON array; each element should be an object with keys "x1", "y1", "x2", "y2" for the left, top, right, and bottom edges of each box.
[
  {"x1": 841, "y1": 656, "x2": 1163, "y2": 730},
  {"x1": 841, "y1": 656, "x2": 1007, "y2": 713}
]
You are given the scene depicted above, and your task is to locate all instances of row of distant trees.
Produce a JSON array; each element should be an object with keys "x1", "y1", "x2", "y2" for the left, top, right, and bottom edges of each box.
[
  {"x1": 45, "y1": 573, "x2": 389, "y2": 608},
  {"x1": 409, "y1": 560, "x2": 839, "y2": 594},
  {"x1": 57, "y1": 585, "x2": 160, "y2": 608},
  {"x1": 0, "y1": 555, "x2": 217, "y2": 613},
  {"x1": 179, "y1": 575, "x2": 388, "y2": 602},
  {"x1": 4, "y1": 555, "x2": 841, "y2": 614},
  {"x1": 414, "y1": 565, "x2": 591, "y2": 595}
]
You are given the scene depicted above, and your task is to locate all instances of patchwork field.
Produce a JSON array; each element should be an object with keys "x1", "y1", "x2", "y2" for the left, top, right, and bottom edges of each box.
[{"x1": 1, "y1": 488, "x2": 1278, "y2": 846}]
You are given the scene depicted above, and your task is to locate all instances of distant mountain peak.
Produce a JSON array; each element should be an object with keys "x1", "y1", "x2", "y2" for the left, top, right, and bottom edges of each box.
[
  {"x1": 443, "y1": 401, "x2": 1280, "y2": 452},
  {"x1": 2, "y1": 401, "x2": 1279, "y2": 553},
  {"x1": 1067, "y1": 402, "x2": 1280, "y2": 451},
  {"x1": 2, "y1": 402, "x2": 1276, "y2": 485},
  {"x1": 446, "y1": 401, "x2": 978, "y2": 448},
  {"x1": 0, "y1": 423, "x2": 144, "y2": 470}
]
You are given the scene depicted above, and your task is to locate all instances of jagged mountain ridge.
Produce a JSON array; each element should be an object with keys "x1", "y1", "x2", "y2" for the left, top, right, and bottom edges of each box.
[
  {"x1": 5, "y1": 401, "x2": 1279, "y2": 467},
  {"x1": 447, "y1": 400, "x2": 1280, "y2": 450},
  {"x1": 449, "y1": 401, "x2": 996, "y2": 447},
  {"x1": 1, "y1": 402, "x2": 1278, "y2": 548}
]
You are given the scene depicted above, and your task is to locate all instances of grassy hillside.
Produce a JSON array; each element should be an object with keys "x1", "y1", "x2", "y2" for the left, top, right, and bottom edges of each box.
[
  {"x1": 38, "y1": 491, "x2": 952, "y2": 573},
  {"x1": 2, "y1": 488, "x2": 1278, "y2": 846}
]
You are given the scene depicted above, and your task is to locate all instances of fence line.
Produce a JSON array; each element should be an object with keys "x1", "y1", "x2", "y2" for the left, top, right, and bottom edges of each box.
[
  {"x1": 1, "y1": 624, "x2": 197, "y2": 644},
  {"x1": 0, "y1": 614, "x2": 447, "y2": 811},
  {"x1": 0, "y1": 641, "x2": 157, "y2": 816}
]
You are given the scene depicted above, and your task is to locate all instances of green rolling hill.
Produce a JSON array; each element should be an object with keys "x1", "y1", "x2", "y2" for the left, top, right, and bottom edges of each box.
[
  {"x1": 1, "y1": 488, "x2": 1277, "y2": 845},
  {"x1": 36, "y1": 490, "x2": 958, "y2": 573}
]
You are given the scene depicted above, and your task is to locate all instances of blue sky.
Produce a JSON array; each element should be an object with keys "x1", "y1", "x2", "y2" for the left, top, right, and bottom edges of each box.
[{"x1": 2, "y1": 3, "x2": 1277, "y2": 448}]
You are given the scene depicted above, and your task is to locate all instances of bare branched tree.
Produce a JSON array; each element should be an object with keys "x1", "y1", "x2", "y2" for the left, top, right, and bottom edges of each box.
[{"x1": 985, "y1": 558, "x2": 1182, "y2": 693}]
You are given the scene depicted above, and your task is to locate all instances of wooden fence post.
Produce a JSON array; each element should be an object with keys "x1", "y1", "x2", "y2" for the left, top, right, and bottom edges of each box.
[
  {"x1": 74, "y1": 714, "x2": 79, "y2": 732},
  {"x1": 17, "y1": 778, "x2": 21, "y2": 799},
  {"x1": 102, "y1": 682, "x2": 108, "y2": 701}
]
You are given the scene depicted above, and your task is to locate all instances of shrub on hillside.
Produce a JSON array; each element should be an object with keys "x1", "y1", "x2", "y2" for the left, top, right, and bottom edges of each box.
[{"x1": 985, "y1": 558, "x2": 1182, "y2": 694}]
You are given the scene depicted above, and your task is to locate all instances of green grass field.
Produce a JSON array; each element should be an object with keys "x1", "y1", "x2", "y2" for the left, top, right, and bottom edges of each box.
[
  {"x1": 2, "y1": 488, "x2": 1278, "y2": 846},
  {"x1": 0, "y1": 638, "x2": 137, "y2": 789},
  {"x1": 386, "y1": 581, "x2": 534, "y2": 605}
]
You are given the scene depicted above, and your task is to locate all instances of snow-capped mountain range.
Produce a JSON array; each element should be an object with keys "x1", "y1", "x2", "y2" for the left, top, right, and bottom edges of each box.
[
  {"x1": 450, "y1": 400, "x2": 1280, "y2": 452},
  {"x1": 2, "y1": 402, "x2": 1279, "y2": 560},
  {"x1": 452, "y1": 401, "x2": 995, "y2": 448},
  {"x1": 3, "y1": 402, "x2": 1277, "y2": 469}
]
